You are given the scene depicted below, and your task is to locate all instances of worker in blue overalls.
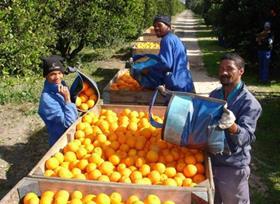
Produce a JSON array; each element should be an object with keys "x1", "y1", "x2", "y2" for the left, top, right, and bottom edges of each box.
[
  {"x1": 210, "y1": 53, "x2": 262, "y2": 203},
  {"x1": 38, "y1": 55, "x2": 78, "y2": 146},
  {"x1": 140, "y1": 15, "x2": 195, "y2": 92}
]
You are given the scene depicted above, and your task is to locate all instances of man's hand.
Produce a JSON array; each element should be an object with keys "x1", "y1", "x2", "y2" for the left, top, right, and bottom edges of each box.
[
  {"x1": 58, "y1": 84, "x2": 71, "y2": 103},
  {"x1": 158, "y1": 85, "x2": 168, "y2": 96},
  {"x1": 218, "y1": 106, "x2": 236, "y2": 129}
]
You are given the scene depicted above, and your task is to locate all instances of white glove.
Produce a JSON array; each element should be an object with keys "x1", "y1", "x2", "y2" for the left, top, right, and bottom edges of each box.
[
  {"x1": 218, "y1": 106, "x2": 236, "y2": 129},
  {"x1": 158, "y1": 85, "x2": 167, "y2": 96}
]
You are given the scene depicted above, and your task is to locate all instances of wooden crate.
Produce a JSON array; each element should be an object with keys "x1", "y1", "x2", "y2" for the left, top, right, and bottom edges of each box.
[
  {"x1": 132, "y1": 41, "x2": 160, "y2": 55},
  {"x1": 0, "y1": 177, "x2": 194, "y2": 204},
  {"x1": 102, "y1": 69, "x2": 167, "y2": 105},
  {"x1": 27, "y1": 104, "x2": 214, "y2": 204},
  {"x1": 137, "y1": 35, "x2": 160, "y2": 42}
]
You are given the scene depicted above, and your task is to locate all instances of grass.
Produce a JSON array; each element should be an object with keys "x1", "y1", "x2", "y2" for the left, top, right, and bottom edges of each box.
[
  {"x1": 195, "y1": 16, "x2": 280, "y2": 203},
  {"x1": 0, "y1": 43, "x2": 131, "y2": 107}
]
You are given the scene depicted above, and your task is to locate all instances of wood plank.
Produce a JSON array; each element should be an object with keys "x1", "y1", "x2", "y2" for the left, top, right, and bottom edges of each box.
[
  {"x1": 102, "y1": 69, "x2": 167, "y2": 105},
  {"x1": 1, "y1": 177, "x2": 192, "y2": 204}
]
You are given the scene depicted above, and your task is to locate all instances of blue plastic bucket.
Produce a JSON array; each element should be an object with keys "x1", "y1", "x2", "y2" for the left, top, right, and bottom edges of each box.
[{"x1": 149, "y1": 89, "x2": 227, "y2": 153}]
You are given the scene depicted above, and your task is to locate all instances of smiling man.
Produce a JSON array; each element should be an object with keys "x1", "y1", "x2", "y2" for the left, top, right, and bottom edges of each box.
[
  {"x1": 141, "y1": 15, "x2": 195, "y2": 92},
  {"x1": 209, "y1": 53, "x2": 262, "y2": 204},
  {"x1": 38, "y1": 55, "x2": 78, "y2": 146}
]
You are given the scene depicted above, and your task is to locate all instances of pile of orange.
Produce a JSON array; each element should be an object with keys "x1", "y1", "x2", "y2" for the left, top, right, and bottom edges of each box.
[
  {"x1": 44, "y1": 108, "x2": 206, "y2": 188},
  {"x1": 110, "y1": 72, "x2": 142, "y2": 91},
  {"x1": 75, "y1": 81, "x2": 98, "y2": 112},
  {"x1": 23, "y1": 190, "x2": 176, "y2": 204}
]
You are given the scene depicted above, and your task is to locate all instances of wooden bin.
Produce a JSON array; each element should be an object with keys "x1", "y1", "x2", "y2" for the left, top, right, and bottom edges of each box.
[
  {"x1": 0, "y1": 177, "x2": 195, "y2": 204},
  {"x1": 102, "y1": 69, "x2": 167, "y2": 105},
  {"x1": 132, "y1": 41, "x2": 160, "y2": 55},
  {"x1": 27, "y1": 104, "x2": 214, "y2": 203},
  {"x1": 137, "y1": 35, "x2": 160, "y2": 42}
]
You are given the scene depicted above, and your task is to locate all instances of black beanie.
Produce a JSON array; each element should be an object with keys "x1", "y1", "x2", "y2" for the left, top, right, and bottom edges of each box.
[
  {"x1": 41, "y1": 55, "x2": 65, "y2": 77},
  {"x1": 153, "y1": 15, "x2": 171, "y2": 27}
]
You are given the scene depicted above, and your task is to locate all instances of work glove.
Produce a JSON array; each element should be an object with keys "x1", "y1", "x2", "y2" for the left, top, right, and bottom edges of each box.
[
  {"x1": 157, "y1": 85, "x2": 168, "y2": 96},
  {"x1": 218, "y1": 105, "x2": 236, "y2": 129}
]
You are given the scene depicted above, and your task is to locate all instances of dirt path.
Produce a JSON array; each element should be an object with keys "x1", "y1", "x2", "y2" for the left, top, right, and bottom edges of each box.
[{"x1": 173, "y1": 10, "x2": 220, "y2": 96}]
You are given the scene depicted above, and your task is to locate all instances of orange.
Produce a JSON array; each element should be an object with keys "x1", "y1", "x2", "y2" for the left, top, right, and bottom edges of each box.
[
  {"x1": 109, "y1": 171, "x2": 122, "y2": 182},
  {"x1": 87, "y1": 169, "x2": 102, "y2": 180},
  {"x1": 165, "y1": 167, "x2": 177, "y2": 178},
  {"x1": 71, "y1": 191, "x2": 83, "y2": 200},
  {"x1": 192, "y1": 174, "x2": 206, "y2": 184},
  {"x1": 45, "y1": 157, "x2": 59, "y2": 170},
  {"x1": 120, "y1": 175, "x2": 132, "y2": 183},
  {"x1": 163, "y1": 178, "x2": 178, "y2": 186},
  {"x1": 69, "y1": 198, "x2": 83, "y2": 204},
  {"x1": 144, "y1": 194, "x2": 161, "y2": 204},
  {"x1": 84, "y1": 88, "x2": 95, "y2": 97},
  {"x1": 119, "y1": 168, "x2": 132, "y2": 177},
  {"x1": 130, "y1": 170, "x2": 143, "y2": 182},
  {"x1": 146, "y1": 150, "x2": 159, "y2": 163},
  {"x1": 75, "y1": 96, "x2": 82, "y2": 107},
  {"x1": 41, "y1": 191, "x2": 55, "y2": 199},
  {"x1": 82, "y1": 82, "x2": 90, "y2": 91},
  {"x1": 182, "y1": 178, "x2": 193, "y2": 187},
  {"x1": 183, "y1": 164, "x2": 197, "y2": 178},
  {"x1": 39, "y1": 196, "x2": 53, "y2": 204},
  {"x1": 126, "y1": 195, "x2": 139, "y2": 204},
  {"x1": 76, "y1": 147, "x2": 87, "y2": 159},
  {"x1": 58, "y1": 167, "x2": 73, "y2": 178},
  {"x1": 76, "y1": 159, "x2": 88, "y2": 171},
  {"x1": 99, "y1": 161, "x2": 115, "y2": 175},
  {"x1": 139, "y1": 164, "x2": 150, "y2": 176},
  {"x1": 135, "y1": 157, "x2": 146, "y2": 168},
  {"x1": 194, "y1": 151, "x2": 204, "y2": 162},
  {"x1": 98, "y1": 175, "x2": 110, "y2": 182},
  {"x1": 23, "y1": 192, "x2": 38, "y2": 204},
  {"x1": 195, "y1": 163, "x2": 205, "y2": 174},
  {"x1": 184, "y1": 155, "x2": 197, "y2": 165},
  {"x1": 54, "y1": 190, "x2": 70, "y2": 201},
  {"x1": 86, "y1": 163, "x2": 97, "y2": 173},
  {"x1": 147, "y1": 170, "x2": 161, "y2": 184},
  {"x1": 110, "y1": 192, "x2": 122, "y2": 204},
  {"x1": 174, "y1": 176, "x2": 184, "y2": 186},
  {"x1": 75, "y1": 130, "x2": 85, "y2": 139},
  {"x1": 87, "y1": 99, "x2": 95, "y2": 108},
  {"x1": 71, "y1": 167, "x2": 82, "y2": 175},
  {"x1": 95, "y1": 193, "x2": 110, "y2": 204},
  {"x1": 176, "y1": 161, "x2": 186, "y2": 172},
  {"x1": 109, "y1": 154, "x2": 120, "y2": 166},
  {"x1": 117, "y1": 163, "x2": 126, "y2": 171},
  {"x1": 88, "y1": 153, "x2": 102, "y2": 165},
  {"x1": 80, "y1": 103, "x2": 89, "y2": 111},
  {"x1": 27, "y1": 196, "x2": 39, "y2": 204},
  {"x1": 82, "y1": 194, "x2": 96, "y2": 203},
  {"x1": 76, "y1": 122, "x2": 86, "y2": 131},
  {"x1": 153, "y1": 162, "x2": 166, "y2": 174},
  {"x1": 96, "y1": 133, "x2": 107, "y2": 143},
  {"x1": 54, "y1": 152, "x2": 64, "y2": 164}
]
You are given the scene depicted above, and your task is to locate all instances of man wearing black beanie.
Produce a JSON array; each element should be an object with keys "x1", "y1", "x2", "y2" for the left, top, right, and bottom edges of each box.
[{"x1": 38, "y1": 55, "x2": 78, "y2": 146}]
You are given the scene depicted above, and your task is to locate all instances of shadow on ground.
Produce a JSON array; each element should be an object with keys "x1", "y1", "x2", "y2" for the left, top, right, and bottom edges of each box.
[{"x1": 0, "y1": 128, "x2": 49, "y2": 199}]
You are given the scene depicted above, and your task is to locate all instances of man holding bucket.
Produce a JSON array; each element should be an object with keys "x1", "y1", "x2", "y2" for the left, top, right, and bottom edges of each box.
[
  {"x1": 134, "y1": 15, "x2": 195, "y2": 92},
  {"x1": 38, "y1": 55, "x2": 78, "y2": 146},
  {"x1": 210, "y1": 53, "x2": 262, "y2": 203}
]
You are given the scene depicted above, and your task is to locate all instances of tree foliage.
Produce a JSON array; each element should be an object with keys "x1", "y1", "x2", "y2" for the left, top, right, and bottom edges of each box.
[
  {"x1": 0, "y1": 0, "x2": 185, "y2": 76},
  {"x1": 189, "y1": 0, "x2": 280, "y2": 73}
]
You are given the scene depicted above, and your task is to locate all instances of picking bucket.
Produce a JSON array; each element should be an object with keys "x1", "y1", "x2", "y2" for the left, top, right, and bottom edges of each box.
[
  {"x1": 70, "y1": 70, "x2": 100, "y2": 113},
  {"x1": 149, "y1": 89, "x2": 228, "y2": 154}
]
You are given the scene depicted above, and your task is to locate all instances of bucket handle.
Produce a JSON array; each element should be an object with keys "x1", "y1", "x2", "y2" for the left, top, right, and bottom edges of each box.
[{"x1": 149, "y1": 86, "x2": 172, "y2": 128}]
